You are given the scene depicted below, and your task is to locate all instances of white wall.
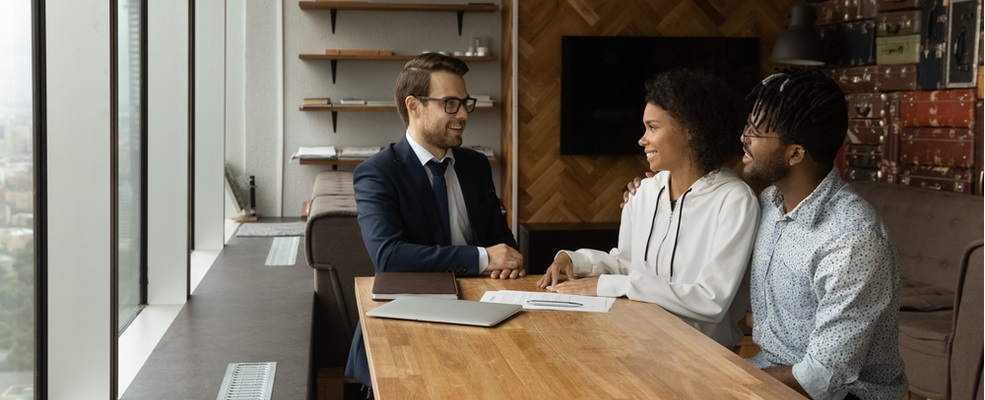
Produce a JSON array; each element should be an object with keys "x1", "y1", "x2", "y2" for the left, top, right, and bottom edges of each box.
[
  {"x1": 235, "y1": 0, "x2": 504, "y2": 217},
  {"x1": 147, "y1": 0, "x2": 189, "y2": 303},
  {"x1": 194, "y1": 0, "x2": 226, "y2": 250},
  {"x1": 46, "y1": 0, "x2": 113, "y2": 397},
  {"x1": 225, "y1": 0, "x2": 246, "y2": 222}
]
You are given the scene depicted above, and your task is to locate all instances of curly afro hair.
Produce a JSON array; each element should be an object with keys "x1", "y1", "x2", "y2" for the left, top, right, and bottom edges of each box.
[{"x1": 644, "y1": 69, "x2": 745, "y2": 173}]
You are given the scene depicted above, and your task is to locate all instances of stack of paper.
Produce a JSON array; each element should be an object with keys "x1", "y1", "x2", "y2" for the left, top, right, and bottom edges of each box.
[
  {"x1": 365, "y1": 100, "x2": 396, "y2": 107},
  {"x1": 472, "y1": 94, "x2": 495, "y2": 108},
  {"x1": 339, "y1": 98, "x2": 367, "y2": 105},
  {"x1": 290, "y1": 146, "x2": 337, "y2": 161},
  {"x1": 480, "y1": 290, "x2": 615, "y2": 313},
  {"x1": 339, "y1": 146, "x2": 382, "y2": 159}
]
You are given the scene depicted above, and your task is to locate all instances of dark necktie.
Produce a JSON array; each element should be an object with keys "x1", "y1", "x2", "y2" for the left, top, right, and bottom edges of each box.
[{"x1": 426, "y1": 159, "x2": 451, "y2": 245}]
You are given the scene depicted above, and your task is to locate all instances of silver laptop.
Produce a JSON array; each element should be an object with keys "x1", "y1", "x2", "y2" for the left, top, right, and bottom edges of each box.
[{"x1": 366, "y1": 297, "x2": 522, "y2": 327}]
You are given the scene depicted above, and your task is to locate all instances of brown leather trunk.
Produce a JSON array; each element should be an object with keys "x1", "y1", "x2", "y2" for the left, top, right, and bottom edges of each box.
[
  {"x1": 846, "y1": 92, "x2": 898, "y2": 118},
  {"x1": 876, "y1": 9, "x2": 922, "y2": 36},
  {"x1": 875, "y1": 64, "x2": 919, "y2": 91},
  {"x1": 845, "y1": 167, "x2": 883, "y2": 182},
  {"x1": 848, "y1": 118, "x2": 890, "y2": 144},
  {"x1": 899, "y1": 165, "x2": 979, "y2": 194},
  {"x1": 827, "y1": 66, "x2": 918, "y2": 93},
  {"x1": 880, "y1": 120, "x2": 902, "y2": 183},
  {"x1": 900, "y1": 127, "x2": 977, "y2": 167},
  {"x1": 846, "y1": 144, "x2": 884, "y2": 168},
  {"x1": 900, "y1": 89, "x2": 978, "y2": 127},
  {"x1": 877, "y1": 0, "x2": 921, "y2": 12},
  {"x1": 816, "y1": 0, "x2": 879, "y2": 25}
]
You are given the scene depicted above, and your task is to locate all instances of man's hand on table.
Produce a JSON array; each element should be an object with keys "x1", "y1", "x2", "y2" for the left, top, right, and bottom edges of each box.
[{"x1": 486, "y1": 243, "x2": 526, "y2": 279}]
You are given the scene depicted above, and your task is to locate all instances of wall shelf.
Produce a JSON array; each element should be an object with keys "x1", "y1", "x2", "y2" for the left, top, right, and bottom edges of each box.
[
  {"x1": 300, "y1": 157, "x2": 498, "y2": 169},
  {"x1": 299, "y1": 53, "x2": 498, "y2": 83},
  {"x1": 298, "y1": 1, "x2": 499, "y2": 35},
  {"x1": 300, "y1": 104, "x2": 500, "y2": 132}
]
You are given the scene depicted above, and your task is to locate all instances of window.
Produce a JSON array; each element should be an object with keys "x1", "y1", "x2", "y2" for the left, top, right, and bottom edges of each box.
[
  {"x1": 118, "y1": 0, "x2": 146, "y2": 332},
  {"x1": 0, "y1": 0, "x2": 37, "y2": 397}
]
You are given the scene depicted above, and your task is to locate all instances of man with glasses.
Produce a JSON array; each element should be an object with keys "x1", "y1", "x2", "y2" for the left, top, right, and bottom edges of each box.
[
  {"x1": 740, "y1": 68, "x2": 907, "y2": 400},
  {"x1": 623, "y1": 68, "x2": 907, "y2": 399},
  {"x1": 345, "y1": 53, "x2": 523, "y2": 390}
]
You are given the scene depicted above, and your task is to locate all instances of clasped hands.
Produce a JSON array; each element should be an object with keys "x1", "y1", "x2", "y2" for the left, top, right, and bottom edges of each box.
[{"x1": 486, "y1": 243, "x2": 526, "y2": 279}]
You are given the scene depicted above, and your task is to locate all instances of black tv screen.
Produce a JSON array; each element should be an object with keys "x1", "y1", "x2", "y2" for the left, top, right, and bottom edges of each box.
[{"x1": 560, "y1": 36, "x2": 760, "y2": 155}]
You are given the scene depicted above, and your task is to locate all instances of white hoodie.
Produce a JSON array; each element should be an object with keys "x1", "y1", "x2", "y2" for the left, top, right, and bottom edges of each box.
[{"x1": 561, "y1": 168, "x2": 760, "y2": 347}]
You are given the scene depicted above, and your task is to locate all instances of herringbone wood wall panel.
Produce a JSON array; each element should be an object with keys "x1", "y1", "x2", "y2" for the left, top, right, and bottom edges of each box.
[{"x1": 503, "y1": 0, "x2": 798, "y2": 224}]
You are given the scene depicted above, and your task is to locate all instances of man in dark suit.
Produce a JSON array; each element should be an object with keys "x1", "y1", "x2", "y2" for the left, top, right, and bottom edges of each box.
[{"x1": 345, "y1": 53, "x2": 524, "y2": 389}]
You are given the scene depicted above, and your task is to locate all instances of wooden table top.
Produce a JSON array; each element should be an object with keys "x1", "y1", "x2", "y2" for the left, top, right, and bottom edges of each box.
[{"x1": 355, "y1": 276, "x2": 804, "y2": 400}]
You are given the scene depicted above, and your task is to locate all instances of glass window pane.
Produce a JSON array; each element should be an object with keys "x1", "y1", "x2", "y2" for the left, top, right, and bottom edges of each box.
[
  {"x1": 0, "y1": 0, "x2": 36, "y2": 396},
  {"x1": 118, "y1": 0, "x2": 144, "y2": 331}
]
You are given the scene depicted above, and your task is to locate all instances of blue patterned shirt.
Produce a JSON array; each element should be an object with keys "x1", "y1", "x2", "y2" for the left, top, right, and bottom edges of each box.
[{"x1": 747, "y1": 169, "x2": 907, "y2": 400}]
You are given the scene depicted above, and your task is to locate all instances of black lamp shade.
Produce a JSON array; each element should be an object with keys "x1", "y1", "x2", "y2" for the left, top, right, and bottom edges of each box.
[{"x1": 771, "y1": 5, "x2": 825, "y2": 66}]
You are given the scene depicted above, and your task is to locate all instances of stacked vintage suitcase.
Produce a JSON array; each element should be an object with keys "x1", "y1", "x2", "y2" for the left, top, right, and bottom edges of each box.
[{"x1": 816, "y1": 0, "x2": 984, "y2": 194}]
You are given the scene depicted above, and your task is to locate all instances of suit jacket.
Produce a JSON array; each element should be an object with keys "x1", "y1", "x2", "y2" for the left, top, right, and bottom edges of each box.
[{"x1": 353, "y1": 137, "x2": 517, "y2": 276}]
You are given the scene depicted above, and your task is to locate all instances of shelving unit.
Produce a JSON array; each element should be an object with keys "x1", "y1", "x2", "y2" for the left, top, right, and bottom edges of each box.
[
  {"x1": 299, "y1": 53, "x2": 497, "y2": 83},
  {"x1": 301, "y1": 105, "x2": 500, "y2": 132},
  {"x1": 298, "y1": 1, "x2": 499, "y2": 35},
  {"x1": 300, "y1": 157, "x2": 498, "y2": 169},
  {"x1": 296, "y1": 1, "x2": 503, "y2": 170}
]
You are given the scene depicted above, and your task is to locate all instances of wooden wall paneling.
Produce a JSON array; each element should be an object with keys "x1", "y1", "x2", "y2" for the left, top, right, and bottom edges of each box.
[
  {"x1": 507, "y1": 0, "x2": 799, "y2": 224},
  {"x1": 501, "y1": 0, "x2": 515, "y2": 229}
]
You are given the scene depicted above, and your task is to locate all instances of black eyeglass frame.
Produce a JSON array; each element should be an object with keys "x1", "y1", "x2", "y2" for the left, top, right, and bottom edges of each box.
[
  {"x1": 415, "y1": 96, "x2": 477, "y2": 114},
  {"x1": 742, "y1": 119, "x2": 787, "y2": 141}
]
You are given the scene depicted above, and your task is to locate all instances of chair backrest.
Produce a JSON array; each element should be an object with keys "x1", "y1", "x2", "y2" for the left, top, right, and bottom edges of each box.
[
  {"x1": 946, "y1": 240, "x2": 984, "y2": 400},
  {"x1": 851, "y1": 181, "x2": 985, "y2": 290}
]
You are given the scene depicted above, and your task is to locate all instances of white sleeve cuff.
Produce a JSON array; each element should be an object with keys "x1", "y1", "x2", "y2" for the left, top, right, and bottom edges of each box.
[
  {"x1": 792, "y1": 353, "x2": 836, "y2": 400},
  {"x1": 597, "y1": 274, "x2": 629, "y2": 298},
  {"x1": 477, "y1": 247, "x2": 488, "y2": 273}
]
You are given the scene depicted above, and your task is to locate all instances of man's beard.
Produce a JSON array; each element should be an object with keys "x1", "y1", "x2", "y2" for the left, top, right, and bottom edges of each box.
[{"x1": 745, "y1": 147, "x2": 790, "y2": 184}]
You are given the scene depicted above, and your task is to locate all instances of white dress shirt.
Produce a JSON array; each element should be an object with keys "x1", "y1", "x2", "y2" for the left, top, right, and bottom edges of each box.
[{"x1": 406, "y1": 132, "x2": 489, "y2": 272}]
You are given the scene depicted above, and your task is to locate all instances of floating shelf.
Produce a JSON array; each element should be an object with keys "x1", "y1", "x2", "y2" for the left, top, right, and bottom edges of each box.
[
  {"x1": 298, "y1": 1, "x2": 499, "y2": 35},
  {"x1": 299, "y1": 53, "x2": 497, "y2": 83},
  {"x1": 301, "y1": 104, "x2": 500, "y2": 132},
  {"x1": 300, "y1": 157, "x2": 497, "y2": 169}
]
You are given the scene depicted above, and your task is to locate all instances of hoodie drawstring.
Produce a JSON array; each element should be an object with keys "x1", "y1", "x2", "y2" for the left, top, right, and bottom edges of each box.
[{"x1": 643, "y1": 186, "x2": 692, "y2": 279}]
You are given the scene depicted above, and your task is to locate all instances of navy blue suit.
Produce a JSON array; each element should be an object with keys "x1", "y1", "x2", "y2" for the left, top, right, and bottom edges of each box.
[{"x1": 345, "y1": 137, "x2": 517, "y2": 386}]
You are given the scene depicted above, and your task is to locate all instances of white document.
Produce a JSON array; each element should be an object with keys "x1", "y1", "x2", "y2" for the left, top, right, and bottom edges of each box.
[{"x1": 480, "y1": 290, "x2": 614, "y2": 313}]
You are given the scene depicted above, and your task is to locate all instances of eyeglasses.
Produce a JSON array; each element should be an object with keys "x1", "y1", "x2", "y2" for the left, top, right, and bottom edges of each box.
[
  {"x1": 742, "y1": 120, "x2": 784, "y2": 140},
  {"x1": 415, "y1": 96, "x2": 477, "y2": 114}
]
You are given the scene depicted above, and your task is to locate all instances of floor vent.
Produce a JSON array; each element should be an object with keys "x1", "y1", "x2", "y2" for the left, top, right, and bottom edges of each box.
[
  {"x1": 265, "y1": 236, "x2": 299, "y2": 266},
  {"x1": 216, "y1": 362, "x2": 276, "y2": 400}
]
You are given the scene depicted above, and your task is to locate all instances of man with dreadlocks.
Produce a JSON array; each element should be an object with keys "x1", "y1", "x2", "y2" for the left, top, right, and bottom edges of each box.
[{"x1": 740, "y1": 68, "x2": 907, "y2": 399}]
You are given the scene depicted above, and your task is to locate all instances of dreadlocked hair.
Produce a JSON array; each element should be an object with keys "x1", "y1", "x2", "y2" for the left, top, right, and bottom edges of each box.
[
  {"x1": 644, "y1": 69, "x2": 745, "y2": 173},
  {"x1": 748, "y1": 67, "x2": 847, "y2": 167}
]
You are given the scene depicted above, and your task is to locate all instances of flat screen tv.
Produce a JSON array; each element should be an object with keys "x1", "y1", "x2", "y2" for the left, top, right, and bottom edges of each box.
[{"x1": 560, "y1": 36, "x2": 760, "y2": 155}]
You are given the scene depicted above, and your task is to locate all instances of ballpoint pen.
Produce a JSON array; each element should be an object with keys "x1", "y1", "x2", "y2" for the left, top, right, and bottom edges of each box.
[{"x1": 526, "y1": 299, "x2": 583, "y2": 308}]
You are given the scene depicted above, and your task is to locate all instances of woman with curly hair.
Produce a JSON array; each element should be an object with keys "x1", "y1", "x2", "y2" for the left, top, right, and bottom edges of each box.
[{"x1": 536, "y1": 69, "x2": 760, "y2": 348}]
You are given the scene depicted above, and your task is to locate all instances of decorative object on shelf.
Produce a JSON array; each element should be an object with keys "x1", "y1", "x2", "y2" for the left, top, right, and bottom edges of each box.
[
  {"x1": 340, "y1": 146, "x2": 383, "y2": 159},
  {"x1": 772, "y1": 5, "x2": 825, "y2": 66},
  {"x1": 291, "y1": 146, "x2": 338, "y2": 162},
  {"x1": 303, "y1": 97, "x2": 331, "y2": 106}
]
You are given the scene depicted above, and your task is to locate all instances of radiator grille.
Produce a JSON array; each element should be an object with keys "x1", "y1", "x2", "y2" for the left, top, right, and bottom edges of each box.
[
  {"x1": 216, "y1": 362, "x2": 276, "y2": 400},
  {"x1": 265, "y1": 236, "x2": 300, "y2": 266}
]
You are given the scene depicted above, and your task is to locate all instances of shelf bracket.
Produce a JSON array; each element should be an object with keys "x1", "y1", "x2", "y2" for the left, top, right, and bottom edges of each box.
[
  {"x1": 456, "y1": 11, "x2": 464, "y2": 36},
  {"x1": 331, "y1": 59, "x2": 338, "y2": 84},
  {"x1": 331, "y1": 111, "x2": 338, "y2": 133},
  {"x1": 331, "y1": 8, "x2": 337, "y2": 34}
]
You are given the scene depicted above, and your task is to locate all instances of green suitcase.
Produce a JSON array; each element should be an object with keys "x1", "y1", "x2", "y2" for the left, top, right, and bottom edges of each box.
[{"x1": 876, "y1": 34, "x2": 920, "y2": 65}]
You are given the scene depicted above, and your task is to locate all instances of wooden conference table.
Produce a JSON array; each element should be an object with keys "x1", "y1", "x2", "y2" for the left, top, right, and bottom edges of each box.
[{"x1": 354, "y1": 276, "x2": 804, "y2": 399}]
